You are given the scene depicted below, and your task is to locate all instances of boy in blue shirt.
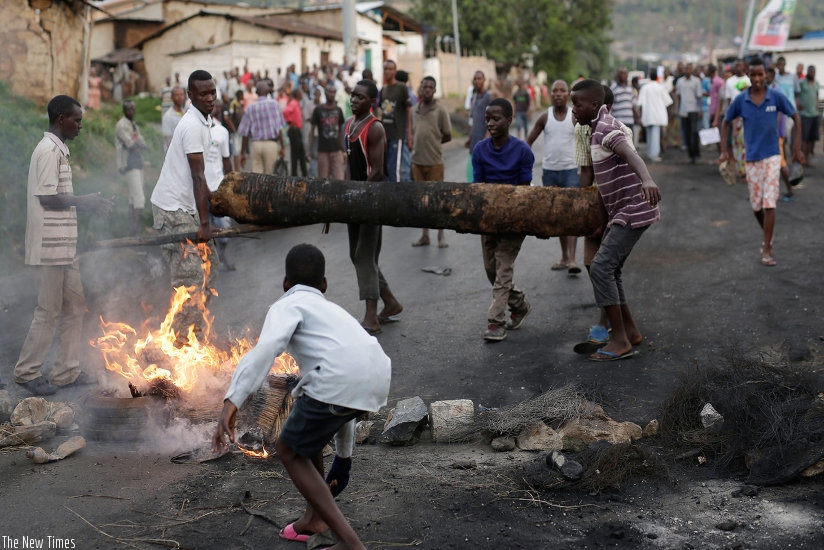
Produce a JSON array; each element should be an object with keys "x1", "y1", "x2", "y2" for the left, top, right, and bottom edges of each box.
[
  {"x1": 472, "y1": 98, "x2": 535, "y2": 341},
  {"x1": 720, "y1": 57, "x2": 804, "y2": 267}
]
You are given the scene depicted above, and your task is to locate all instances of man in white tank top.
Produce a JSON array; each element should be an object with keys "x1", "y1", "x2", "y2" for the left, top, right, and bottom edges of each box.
[{"x1": 526, "y1": 80, "x2": 580, "y2": 274}]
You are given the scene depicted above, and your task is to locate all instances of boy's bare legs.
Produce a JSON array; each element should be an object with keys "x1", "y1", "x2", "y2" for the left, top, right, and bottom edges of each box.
[
  {"x1": 378, "y1": 286, "x2": 403, "y2": 319},
  {"x1": 598, "y1": 304, "x2": 642, "y2": 356},
  {"x1": 566, "y1": 236, "x2": 579, "y2": 270},
  {"x1": 276, "y1": 439, "x2": 365, "y2": 550},
  {"x1": 755, "y1": 208, "x2": 776, "y2": 259},
  {"x1": 413, "y1": 228, "x2": 431, "y2": 246},
  {"x1": 362, "y1": 299, "x2": 380, "y2": 333},
  {"x1": 290, "y1": 452, "x2": 330, "y2": 535},
  {"x1": 437, "y1": 229, "x2": 447, "y2": 248}
]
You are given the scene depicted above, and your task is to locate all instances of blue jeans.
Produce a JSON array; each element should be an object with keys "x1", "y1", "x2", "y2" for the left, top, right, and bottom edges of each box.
[
  {"x1": 542, "y1": 168, "x2": 579, "y2": 188},
  {"x1": 515, "y1": 112, "x2": 529, "y2": 134},
  {"x1": 400, "y1": 141, "x2": 412, "y2": 182}
]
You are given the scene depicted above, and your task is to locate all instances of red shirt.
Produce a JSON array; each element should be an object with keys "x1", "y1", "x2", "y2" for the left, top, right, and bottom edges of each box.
[{"x1": 283, "y1": 99, "x2": 303, "y2": 129}]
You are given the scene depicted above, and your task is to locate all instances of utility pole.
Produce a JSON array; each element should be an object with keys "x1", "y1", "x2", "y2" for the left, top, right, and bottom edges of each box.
[
  {"x1": 343, "y1": 0, "x2": 357, "y2": 72},
  {"x1": 451, "y1": 0, "x2": 462, "y2": 101}
]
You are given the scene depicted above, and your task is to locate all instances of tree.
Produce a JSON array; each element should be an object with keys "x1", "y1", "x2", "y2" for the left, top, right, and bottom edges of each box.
[{"x1": 413, "y1": 0, "x2": 613, "y2": 80}]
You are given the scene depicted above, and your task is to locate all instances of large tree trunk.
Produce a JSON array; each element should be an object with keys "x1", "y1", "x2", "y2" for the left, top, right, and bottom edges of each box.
[{"x1": 211, "y1": 172, "x2": 606, "y2": 238}]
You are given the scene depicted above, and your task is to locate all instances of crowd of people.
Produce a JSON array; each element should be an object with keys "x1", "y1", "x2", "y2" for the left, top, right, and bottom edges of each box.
[{"x1": 7, "y1": 50, "x2": 820, "y2": 549}]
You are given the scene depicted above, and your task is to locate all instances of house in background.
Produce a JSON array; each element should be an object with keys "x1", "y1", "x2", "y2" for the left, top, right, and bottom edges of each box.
[
  {"x1": 2, "y1": 0, "x2": 91, "y2": 105},
  {"x1": 136, "y1": 10, "x2": 348, "y2": 91}
]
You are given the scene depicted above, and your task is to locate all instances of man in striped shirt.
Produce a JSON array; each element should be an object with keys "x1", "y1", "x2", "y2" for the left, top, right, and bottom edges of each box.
[
  {"x1": 14, "y1": 96, "x2": 113, "y2": 395},
  {"x1": 570, "y1": 80, "x2": 661, "y2": 362}
]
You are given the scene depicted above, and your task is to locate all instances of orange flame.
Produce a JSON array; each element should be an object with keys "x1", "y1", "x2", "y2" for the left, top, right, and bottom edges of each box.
[
  {"x1": 90, "y1": 242, "x2": 297, "y2": 392},
  {"x1": 238, "y1": 444, "x2": 270, "y2": 459}
]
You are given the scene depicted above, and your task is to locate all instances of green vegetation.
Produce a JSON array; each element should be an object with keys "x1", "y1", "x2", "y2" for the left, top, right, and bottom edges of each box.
[
  {"x1": 412, "y1": 0, "x2": 613, "y2": 81},
  {"x1": 0, "y1": 83, "x2": 164, "y2": 277}
]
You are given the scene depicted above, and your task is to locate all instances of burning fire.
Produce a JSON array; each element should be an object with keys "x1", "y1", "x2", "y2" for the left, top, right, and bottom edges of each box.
[
  {"x1": 237, "y1": 444, "x2": 269, "y2": 459},
  {"x1": 91, "y1": 243, "x2": 298, "y2": 393}
]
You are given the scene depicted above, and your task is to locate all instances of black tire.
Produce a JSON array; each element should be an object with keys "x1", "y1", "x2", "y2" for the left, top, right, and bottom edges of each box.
[{"x1": 80, "y1": 395, "x2": 171, "y2": 442}]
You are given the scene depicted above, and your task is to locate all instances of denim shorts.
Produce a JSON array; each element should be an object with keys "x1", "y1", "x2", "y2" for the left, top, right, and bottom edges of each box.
[
  {"x1": 279, "y1": 395, "x2": 362, "y2": 458},
  {"x1": 542, "y1": 168, "x2": 579, "y2": 188}
]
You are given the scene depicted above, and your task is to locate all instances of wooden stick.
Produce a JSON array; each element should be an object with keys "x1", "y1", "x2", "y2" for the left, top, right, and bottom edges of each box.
[{"x1": 86, "y1": 224, "x2": 282, "y2": 250}]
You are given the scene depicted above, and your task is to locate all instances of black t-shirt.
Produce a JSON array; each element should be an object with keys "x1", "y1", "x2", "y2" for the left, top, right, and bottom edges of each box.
[
  {"x1": 379, "y1": 83, "x2": 410, "y2": 141},
  {"x1": 513, "y1": 89, "x2": 530, "y2": 113},
  {"x1": 311, "y1": 105, "x2": 345, "y2": 153}
]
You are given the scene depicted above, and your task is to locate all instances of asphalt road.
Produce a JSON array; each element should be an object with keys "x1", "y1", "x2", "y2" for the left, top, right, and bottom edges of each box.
[{"x1": 2, "y1": 132, "x2": 823, "y2": 548}]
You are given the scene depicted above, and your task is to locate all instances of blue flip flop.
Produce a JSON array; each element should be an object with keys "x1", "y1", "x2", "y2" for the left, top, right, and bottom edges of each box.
[{"x1": 588, "y1": 349, "x2": 637, "y2": 362}]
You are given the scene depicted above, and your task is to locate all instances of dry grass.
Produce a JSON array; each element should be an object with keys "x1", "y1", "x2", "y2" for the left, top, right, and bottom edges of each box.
[
  {"x1": 658, "y1": 351, "x2": 823, "y2": 475},
  {"x1": 477, "y1": 384, "x2": 588, "y2": 437}
]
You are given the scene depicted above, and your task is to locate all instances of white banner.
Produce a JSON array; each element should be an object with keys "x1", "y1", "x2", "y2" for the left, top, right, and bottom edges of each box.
[{"x1": 748, "y1": 0, "x2": 797, "y2": 51}]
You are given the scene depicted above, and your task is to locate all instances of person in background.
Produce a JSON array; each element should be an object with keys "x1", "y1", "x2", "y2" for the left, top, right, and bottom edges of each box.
[
  {"x1": 308, "y1": 83, "x2": 346, "y2": 181},
  {"x1": 526, "y1": 79, "x2": 580, "y2": 275},
  {"x1": 410, "y1": 76, "x2": 452, "y2": 248},
  {"x1": 720, "y1": 57, "x2": 803, "y2": 267},
  {"x1": 512, "y1": 80, "x2": 531, "y2": 140},
  {"x1": 205, "y1": 99, "x2": 236, "y2": 271},
  {"x1": 115, "y1": 100, "x2": 147, "y2": 234},
  {"x1": 237, "y1": 80, "x2": 286, "y2": 175},
  {"x1": 797, "y1": 65, "x2": 819, "y2": 166},
  {"x1": 379, "y1": 60, "x2": 412, "y2": 183},
  {"x1": 636, "y1": 68, "x2": 672, "y2": 162},
  {"x1": 466, "y1": 70, "x2": 491, "y2": 182},
  {"x1": 283, "y1": 88, "x2": 308, "y2": 177},
  {"x1": 14, "y1": 95, "x2": 113, "y2": 396},
  {"x1": 675, "y1": 63, "x2": 703, "y2": 163},
  {"x1": 162, "y1": 86, "x2": 186, "y2": 151}
]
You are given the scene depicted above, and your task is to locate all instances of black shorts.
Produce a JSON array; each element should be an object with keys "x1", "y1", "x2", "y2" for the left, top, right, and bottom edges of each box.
[
  {"x1": 278, "y1": 395, "x2": 362, "y2": 458},
  {"x1": 800, "y1": 116, "x2": 820, "y2": 142}
]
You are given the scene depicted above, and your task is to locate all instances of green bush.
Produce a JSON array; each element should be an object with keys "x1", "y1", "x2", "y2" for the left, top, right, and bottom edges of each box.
[{"x1": 0, "y1": 83, "x2": 163, "y2": 277}]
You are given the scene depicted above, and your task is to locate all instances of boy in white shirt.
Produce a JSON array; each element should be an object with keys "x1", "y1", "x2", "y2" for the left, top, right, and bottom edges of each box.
[{"x1": 212, "y1": 243, "x2": 390, "y2": 550}]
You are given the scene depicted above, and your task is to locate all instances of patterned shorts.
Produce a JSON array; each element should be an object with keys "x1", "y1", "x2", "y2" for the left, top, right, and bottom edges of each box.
[{"x1": 745, "y1": 155, "x2": 781, "y2": 211}]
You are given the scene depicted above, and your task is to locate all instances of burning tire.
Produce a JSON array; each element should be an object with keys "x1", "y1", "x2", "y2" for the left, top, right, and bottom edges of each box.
[{"x1": 81, "y1": 395, "x2": 172, "y2": 442}]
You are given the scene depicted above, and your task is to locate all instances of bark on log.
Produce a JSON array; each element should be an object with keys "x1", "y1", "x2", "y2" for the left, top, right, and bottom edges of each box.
[{"x1": 211, "y1": 172, "x2": 606, "y2": 238}]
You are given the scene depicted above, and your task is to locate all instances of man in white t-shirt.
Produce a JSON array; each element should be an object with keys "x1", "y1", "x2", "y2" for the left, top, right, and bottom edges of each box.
[
  {"x1": 636, "y1": 69, "x2": 673, "y2": 162},
  {"x1": 151, "y1": 70, "x2": 218, "y2": 347},
  {"x1": 205, "y1": 100, "x2": 236, "y2": 271},
  {"x1": 527, "y1": 79, "x2": 581, "y2": 274}
]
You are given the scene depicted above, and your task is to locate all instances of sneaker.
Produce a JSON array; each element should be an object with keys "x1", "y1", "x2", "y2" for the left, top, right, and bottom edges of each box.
[
  {"x1": 505, "y1": 302, "x2": 532, "y2": 330},
  {"x1": 18, "y1": 377, "x2": 59, "y2": 396},
  {"x1": 483, "y1": 323, "x2": 507, "y2": 342},
  {"x1": 782, "y1": 194, "x2": 796, "y2": 202}
]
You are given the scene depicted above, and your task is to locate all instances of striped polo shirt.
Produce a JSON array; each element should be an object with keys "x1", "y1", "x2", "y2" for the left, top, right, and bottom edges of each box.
[
  {"x1": 25, "y1": 133, "x2": 77, "y2": 265},
  {"x1": 590, "y1": 105, "x2": 659, "y2": 229}
]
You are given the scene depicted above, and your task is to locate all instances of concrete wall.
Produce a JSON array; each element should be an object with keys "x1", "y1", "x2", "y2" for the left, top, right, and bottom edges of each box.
[
  {"x1": 436, "y1": 52, "x2": 496, "y2": 101},
  {"x1": 141, "y1": 16, "x2": 250, "y2": 90},
  {"x1": 1, "y1": 0, "x2": 88, "y2": 105}
]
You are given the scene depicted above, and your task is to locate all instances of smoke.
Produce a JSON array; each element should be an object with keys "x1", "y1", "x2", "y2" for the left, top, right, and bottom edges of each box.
[{"x1": 136, "y1": 413, "x2": 217, "y2": 455}]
